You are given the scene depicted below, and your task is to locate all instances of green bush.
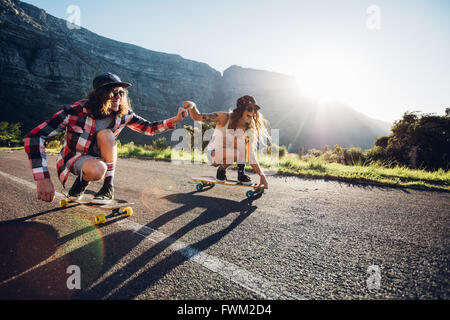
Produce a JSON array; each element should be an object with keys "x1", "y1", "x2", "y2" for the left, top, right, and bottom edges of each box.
[
  {"x1": 266, "y1": 144, "x2": 287, "y2": 158},
  {"x1": 278, "y1": 145, "x2": 287, "y2": 158},
  {"x1": 0, "y1": 122, "x2": 23, "y2": 147},
  {"x1": 366, "y1": 146, "x2": 387, "y2": 163},
  {"x1": 307, "y1": 148, "x2": 322, "y2": 157},
  {"x1": 344, "y1": 147, "x2": 365, "y2": 165},
  {"x1": 150, "y1": 137, "x2": 168, "y2": 150}
]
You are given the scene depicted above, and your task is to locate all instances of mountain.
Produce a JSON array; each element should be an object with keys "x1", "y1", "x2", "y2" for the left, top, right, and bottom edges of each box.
[
  {"x1": 0, "y1": 0, "x2": 221, "y2": 144},
  {"x1": 0, "y1": 0, "x2": 391, "y2": 151}
]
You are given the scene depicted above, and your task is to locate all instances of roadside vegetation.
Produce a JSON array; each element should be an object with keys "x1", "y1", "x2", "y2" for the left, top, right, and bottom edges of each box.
[{"x1": 107, "y1": 140, "x2": 449, "y2": 191}]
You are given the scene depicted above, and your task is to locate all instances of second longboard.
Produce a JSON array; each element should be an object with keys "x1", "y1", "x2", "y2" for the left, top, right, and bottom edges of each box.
[
  {"x1": 192, "y1": 176, "x2": 265, "y2": 198},
  {"x1": 59, "y1": 191, "x2": 134, "y2": 225}
]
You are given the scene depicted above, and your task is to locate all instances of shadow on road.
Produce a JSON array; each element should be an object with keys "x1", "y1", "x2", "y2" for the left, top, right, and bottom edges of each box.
[
  {"x1": 0, "y1": 190, "x2": 258, "y2": 299},
  {"x1": 0, "y1": 221, "x2": 75, "y2": 299},
  {"x1": 81, "y1": 192, "x2": 258, "y2": 299},
  {"x1": 0, "y1": 206, "x2": 70, "y2": 226}
]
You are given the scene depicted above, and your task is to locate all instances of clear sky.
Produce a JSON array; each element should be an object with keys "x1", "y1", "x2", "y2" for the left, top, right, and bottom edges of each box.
[{"x1": 23, "y1": 0, "x2": 450, "y2": 123}]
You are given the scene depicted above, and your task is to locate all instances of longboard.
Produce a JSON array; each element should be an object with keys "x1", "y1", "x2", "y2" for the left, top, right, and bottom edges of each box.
[
  {"x1": 59, "y1": 191, "x2": 134, "y2": 225},
  {"x1": 191, "y1": 176, "x2": 265, "y2": 198}
]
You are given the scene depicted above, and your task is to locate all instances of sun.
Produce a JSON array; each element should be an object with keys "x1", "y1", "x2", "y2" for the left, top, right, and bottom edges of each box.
[{"x1": 292, "y1": 53, "x2": 367, "y2": 105}]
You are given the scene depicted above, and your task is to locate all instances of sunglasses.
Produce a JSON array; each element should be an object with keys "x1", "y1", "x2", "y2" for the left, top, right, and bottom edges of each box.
[
  {"x1": 112, "y1": 89, "x2": 126, "y2": 98},
  {"x1": 246, "y1": 106, "x2": 258, "y2": 113}
]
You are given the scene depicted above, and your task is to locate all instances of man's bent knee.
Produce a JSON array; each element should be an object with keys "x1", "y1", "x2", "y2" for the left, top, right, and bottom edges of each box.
[{"x1": 82, "y1": 159, "x2": 107, "y2": 181}]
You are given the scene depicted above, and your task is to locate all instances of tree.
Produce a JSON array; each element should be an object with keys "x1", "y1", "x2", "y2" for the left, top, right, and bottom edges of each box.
[
  {"x1": 371, "y1": 110, "x2": 450, "y2": 170},
  {"x1": 0, "y1": 122, "x2": 23, "y2": 147},
  {"x1": 374, "y1": 136, "x2": 389, "y2": 149}
]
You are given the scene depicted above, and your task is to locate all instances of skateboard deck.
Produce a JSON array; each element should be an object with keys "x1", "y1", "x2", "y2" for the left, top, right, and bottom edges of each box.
[
  {"x1": 59, "y1": 191, "x2": 134, "y2": 225},
  {"x1": 192, "y1": 176, "x2": 265, "y2": 198}
]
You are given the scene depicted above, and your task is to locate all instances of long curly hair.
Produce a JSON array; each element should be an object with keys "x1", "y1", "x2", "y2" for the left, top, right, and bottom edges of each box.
[
  {"x1": 84, "y1": 85, "x2": 132, "y2": 119},
  {"x1": 228, "y1": 105, "x2": 270, "y2": 142}
]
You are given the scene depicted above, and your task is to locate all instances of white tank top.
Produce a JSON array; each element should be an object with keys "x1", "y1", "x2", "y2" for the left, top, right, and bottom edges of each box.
[{"x1": 206, "y1": 116, "x2": 246, "y2": 151}]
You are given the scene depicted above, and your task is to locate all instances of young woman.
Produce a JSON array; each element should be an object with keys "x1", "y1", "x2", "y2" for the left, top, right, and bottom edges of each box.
[{"x1": 182, "y1": 95, "x2": 269, "y2": 189}]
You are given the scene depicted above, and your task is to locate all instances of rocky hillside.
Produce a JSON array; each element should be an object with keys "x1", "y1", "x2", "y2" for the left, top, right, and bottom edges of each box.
[
  {"x1": 0, "y1": 0, "x2": 220, "y2": 143},
  {"x1": 0, "y1": 0, "x2": 391, "y2": 150}
]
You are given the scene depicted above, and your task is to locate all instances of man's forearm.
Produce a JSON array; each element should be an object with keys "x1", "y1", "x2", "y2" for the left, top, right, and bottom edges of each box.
[
  {"x1": 24, "y1": 106, "x2": 68, "y2": 181},
  {"x1": 24, "y1": 134, "x2": 51, "y2": 181}
]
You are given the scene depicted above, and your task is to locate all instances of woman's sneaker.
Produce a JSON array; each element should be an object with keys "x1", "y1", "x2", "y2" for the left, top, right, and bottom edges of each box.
[
  {"x1": 216, "y1": 166, "x2": 228, "y2": 181},
  {"x1": 237, "y1": 173, "x2": 253, "y2": 185},
  {"x1": 92, "y1": 184, "x2": 114, "y2": 204},
  {"x1": 68, "y1": 177, "x2": 89, "y2": 200}
]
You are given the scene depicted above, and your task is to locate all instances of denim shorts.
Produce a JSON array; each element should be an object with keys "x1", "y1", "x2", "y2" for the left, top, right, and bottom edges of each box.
[
  {"x1": 71, "y1": 155, "x2": 101, "y2": 176},
  {"x1": 71, "y1": 140, "x2": 102, "y2": 176}
]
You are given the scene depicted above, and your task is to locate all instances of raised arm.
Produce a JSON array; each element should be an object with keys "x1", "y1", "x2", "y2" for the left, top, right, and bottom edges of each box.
[
  {"x1": 126, "y1": 107, "x2": 187, "y2": 136},
  {"x1": 182, "y1": 101, "x2": 228, "y2": 124}
]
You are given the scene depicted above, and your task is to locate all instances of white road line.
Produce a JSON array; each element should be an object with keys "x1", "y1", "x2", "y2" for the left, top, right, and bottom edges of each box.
[
  {"x1": 0, "y1": 170, "x2": 65, "y2": 199},
  {"x1": 0, "y1": 169, "x2": 305, "y2": 300}
]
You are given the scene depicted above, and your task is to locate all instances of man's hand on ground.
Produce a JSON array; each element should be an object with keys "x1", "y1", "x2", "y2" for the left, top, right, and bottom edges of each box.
[{"x1": 36, "y1": 178, "x2": 55, "y2": 202}]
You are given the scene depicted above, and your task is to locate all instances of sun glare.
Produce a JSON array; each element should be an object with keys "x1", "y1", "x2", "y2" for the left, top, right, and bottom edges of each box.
[{"x1": 293, "y1": 53, "x2": 368, "y2": 106}]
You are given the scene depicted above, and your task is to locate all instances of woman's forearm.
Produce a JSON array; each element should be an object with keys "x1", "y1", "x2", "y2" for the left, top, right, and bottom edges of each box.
[
  {"x1": 250, "y1": 163, "x2": 264, "y2": 177},
  {"x1": 183, "y1": 101, "x2": 221, "y2": 123},
  {"x1": 189, "y1": 105, "x2": 203, "y2": 121}
]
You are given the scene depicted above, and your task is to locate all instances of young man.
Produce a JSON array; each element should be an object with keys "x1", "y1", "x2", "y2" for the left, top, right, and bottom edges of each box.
[{"x1": 25, "y1": 72, "x2": 187, "y2": 203}]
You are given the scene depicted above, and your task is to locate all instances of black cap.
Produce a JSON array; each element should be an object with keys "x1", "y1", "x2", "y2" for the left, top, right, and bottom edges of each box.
[
  {"x1": 93, "y1": 72, "x2": 132, "y2": 90},
  {"x1": 237, "y1": 95, "x2": 260, "y2": 110}
]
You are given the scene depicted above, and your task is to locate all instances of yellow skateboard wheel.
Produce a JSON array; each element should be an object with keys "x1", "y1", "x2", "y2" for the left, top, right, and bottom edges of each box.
[
  {"x1": 94, "y1": 214, "x2": 106, "y2": 225},
  {"x1": 59, "y1": 199, "x2": 69, "y2": 207},
  {"x1": 123, "y1": 207, "x2": 133, "y2": 217}
]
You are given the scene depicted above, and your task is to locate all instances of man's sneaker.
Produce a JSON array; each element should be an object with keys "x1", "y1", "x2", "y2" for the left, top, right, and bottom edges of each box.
[
  {"x1": 92, "y1": 184, "x2": 114, "y2": 204},
  {"x1": 216, "y1": 166, "x2": 227, "y2": 181},
  {"x1": 68, "y1": 177, "x2": 89, "y2": 200},
  {"x1": 238, "y1": 173, "x2": 253, "y2": 185}
]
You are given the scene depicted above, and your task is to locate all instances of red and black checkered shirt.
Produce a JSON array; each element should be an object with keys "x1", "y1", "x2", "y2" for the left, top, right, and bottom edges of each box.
[{"x1": 24, "y1": 100, "x2": 174, "y2": 187}]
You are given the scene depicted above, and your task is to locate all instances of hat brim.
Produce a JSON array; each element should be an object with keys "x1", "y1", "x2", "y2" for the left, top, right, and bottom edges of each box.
[{"x1": 98, "y1": 82, "x2": 132, "y2": 90}]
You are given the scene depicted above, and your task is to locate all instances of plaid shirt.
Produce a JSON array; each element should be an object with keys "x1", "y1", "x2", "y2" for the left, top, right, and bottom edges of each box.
[{"x1": 24, "y1": 100, "x2": 174, "y2": 187}]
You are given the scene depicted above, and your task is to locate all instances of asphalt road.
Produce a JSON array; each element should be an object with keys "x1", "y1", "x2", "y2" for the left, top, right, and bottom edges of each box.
[{"x1": 0, "y1": 150, "x2": 448, "y2": 300}]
